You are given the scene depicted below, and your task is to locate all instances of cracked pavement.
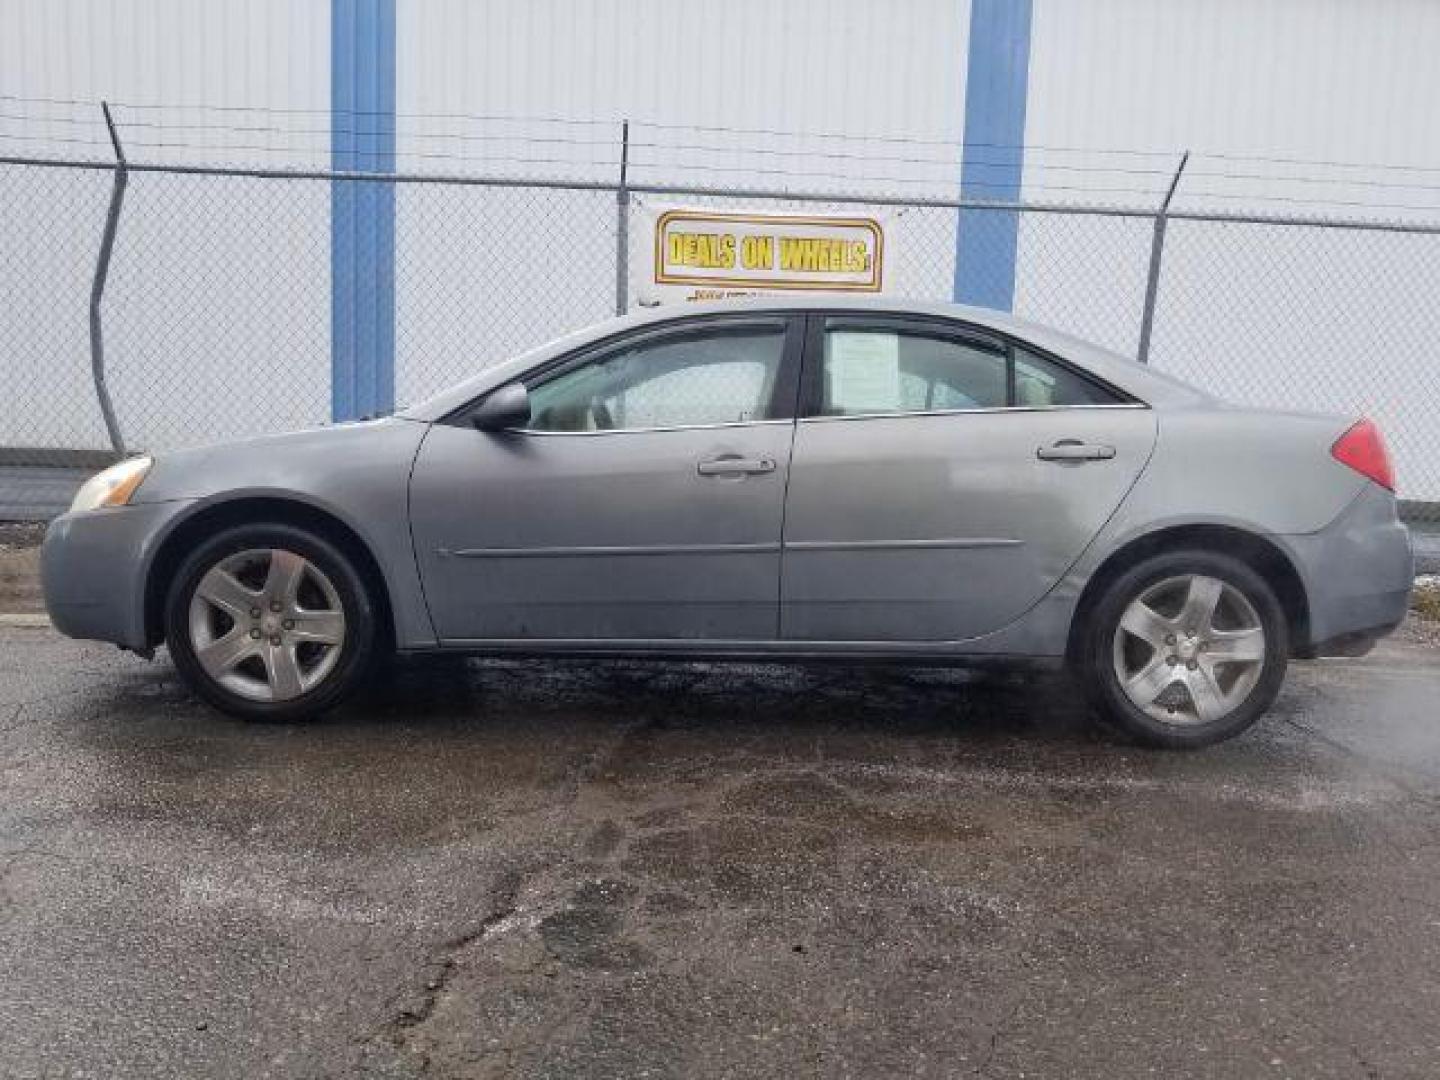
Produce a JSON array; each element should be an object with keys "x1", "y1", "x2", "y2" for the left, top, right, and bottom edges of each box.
[{"x1": 1, "y1": 624, "x2": 1439, "y2": 1078}]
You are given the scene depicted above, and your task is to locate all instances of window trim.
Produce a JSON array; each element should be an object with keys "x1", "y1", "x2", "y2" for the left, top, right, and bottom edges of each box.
[
  {"x1": 507, "y1": 417, "x2": 797, "y2": 438},
  {"x1": 796, "y1": 402, "x2": 1149, "y2": 427},
  {"x1": 446, "y1": 312, "x2": 806, "y2": 435},
  {"x1": 797, "y1": 311, "x2": 1139, "y2": 420}
]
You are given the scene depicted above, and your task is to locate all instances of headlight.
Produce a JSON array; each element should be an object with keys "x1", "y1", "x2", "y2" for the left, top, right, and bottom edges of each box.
[{"x1": 70, "y1": 456, "x2": 153, "y2": 513}]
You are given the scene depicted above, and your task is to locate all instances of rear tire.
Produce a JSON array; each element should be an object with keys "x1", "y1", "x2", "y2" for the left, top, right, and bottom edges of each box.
[
  {"x1": 1077, "y1": 549, "x2": 1289, "y2": 749},
  {"x1": 164, "y1": 523, "x2": 379, "y2": 722}
]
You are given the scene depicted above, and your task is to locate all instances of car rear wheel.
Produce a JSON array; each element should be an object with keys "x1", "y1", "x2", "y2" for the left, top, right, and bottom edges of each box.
[
  {"x1": 164, "y1": 523, "x2": 379, "y2": 721},
  {"x1": 1078, "y1": 550, "x2": 1289, "y2": 748}
]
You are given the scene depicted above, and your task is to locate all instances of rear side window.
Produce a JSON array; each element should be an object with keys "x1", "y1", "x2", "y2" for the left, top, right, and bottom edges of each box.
[
  {"x1": 814, "y1": 319, "x2": 1123, "y2": 417},
  {"x1": 819, "y1": 327, "x2": 1008, "y2": 417}
]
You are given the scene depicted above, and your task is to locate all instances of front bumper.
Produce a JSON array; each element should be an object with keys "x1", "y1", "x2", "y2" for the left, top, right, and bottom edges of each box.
[
  {"x1": 1282, "y1": 484, "x2": 1414, "y2": 656},
  {"x1": 41, "y1": 500, "x2": 194, "y2": 651}
]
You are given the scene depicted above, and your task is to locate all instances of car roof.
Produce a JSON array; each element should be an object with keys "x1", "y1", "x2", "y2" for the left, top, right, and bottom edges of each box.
[{"x1": 399, "y1": 296, "x2": 1214, "y2": 421}]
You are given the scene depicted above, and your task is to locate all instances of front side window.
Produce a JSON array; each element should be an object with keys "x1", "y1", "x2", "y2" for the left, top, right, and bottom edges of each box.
[
  {"x1": 527, "y1": 326, "x2": 787, "y2": 432},
  {"x1": 820, "y1": 325, "x2": 1008, "y2": 417}
]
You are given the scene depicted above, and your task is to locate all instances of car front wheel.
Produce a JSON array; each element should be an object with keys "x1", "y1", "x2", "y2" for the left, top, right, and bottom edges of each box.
[
  {"x1": 164, "y1": 523, "x2": 379, "y2": 721},
  {"x1": 1079, "y1": 550, "x2": 1289, "y2": 748}
]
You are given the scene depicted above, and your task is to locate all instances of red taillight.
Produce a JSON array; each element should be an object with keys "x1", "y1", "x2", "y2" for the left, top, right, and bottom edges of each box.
[{"x1": 1330, "y1": 419, "x2": 1395, "y2": 491}]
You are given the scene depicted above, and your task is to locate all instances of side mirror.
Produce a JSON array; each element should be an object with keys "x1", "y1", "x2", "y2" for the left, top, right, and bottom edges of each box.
[{"x1": 469, "y1": 382, "x2": 531, "y2": 432}]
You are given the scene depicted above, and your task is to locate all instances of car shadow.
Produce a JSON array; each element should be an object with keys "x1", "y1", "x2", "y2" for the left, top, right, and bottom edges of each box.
[
  {"x1": 344, "y1": 653, "x2": 1102, "y2": 744},
  {"x1": 79, "y1": 649, "x2": 1102, "y2": 747}
]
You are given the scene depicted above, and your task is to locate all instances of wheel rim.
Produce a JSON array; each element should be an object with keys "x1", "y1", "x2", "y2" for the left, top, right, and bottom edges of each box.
[
  {"x1": 187, "y1": 548, "x2": 346, "y2": 703},
  {"x1": 1111, "y1": 573, "x2": 1266, "y2": 727}
]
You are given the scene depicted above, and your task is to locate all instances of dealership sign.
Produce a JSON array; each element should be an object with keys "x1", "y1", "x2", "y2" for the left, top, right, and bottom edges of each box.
[{"x1": 632, "y1": 201, "x2": 886, "y2": 306}]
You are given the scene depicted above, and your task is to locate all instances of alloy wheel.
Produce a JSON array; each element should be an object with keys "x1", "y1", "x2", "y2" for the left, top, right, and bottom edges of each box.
[
  {"x1": 187, "y1": 548, "x2": 347, "y2": 702},
  {"x1": 1111, "y1": 573, "x2": 1266, "y2": 726}
]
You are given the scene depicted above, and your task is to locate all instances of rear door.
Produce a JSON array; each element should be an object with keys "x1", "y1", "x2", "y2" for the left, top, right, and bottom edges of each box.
[{"x1": 780, "y1": 313, "x2": 1157, "y2": 642}]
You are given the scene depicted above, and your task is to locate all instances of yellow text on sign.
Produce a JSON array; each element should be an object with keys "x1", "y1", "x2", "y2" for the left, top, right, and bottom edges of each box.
[
  {"x1": 778, "y1": 238, "x2": 870, "y2": 274},
  {"x1": 667, "y1": 232, "x2": 735, "y2": 269},
  {"x1": 666, "y1": 231, "x2": 868, "y2": 275}
]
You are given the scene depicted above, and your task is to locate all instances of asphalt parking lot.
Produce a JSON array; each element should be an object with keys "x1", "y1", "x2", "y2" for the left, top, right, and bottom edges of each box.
[{"x1": 1, "y1": 620, "x2": 1439, "y2": 1079}]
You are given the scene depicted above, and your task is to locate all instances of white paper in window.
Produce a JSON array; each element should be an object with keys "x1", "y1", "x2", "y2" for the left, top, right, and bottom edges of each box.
[{"x1": 828, "y1": 331, "x2": 900, "y2": 413}]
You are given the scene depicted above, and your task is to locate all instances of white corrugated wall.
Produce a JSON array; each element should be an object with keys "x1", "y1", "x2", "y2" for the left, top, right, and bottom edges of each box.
[
  {"x1": 1020, "y1": 0, "x2": 1440, "y2": 498},
  {"x1": 1, "y1": 0, "x2": 331, "y2": 451},
  {"x1": 2, "y1": 0, "x2": 1439, "y2": 497},
  {"x1": 391, "y1": 0, "x2": 970, "y2": 404}
]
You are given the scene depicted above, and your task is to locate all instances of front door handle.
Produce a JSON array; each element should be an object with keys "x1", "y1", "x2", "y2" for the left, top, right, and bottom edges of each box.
[
  {"x1": 1036, "y1": 440, "x2": 1116, "y2": 462},
  {"x1": 697, "y1": 456, "x2": 777, "y2": 477}
]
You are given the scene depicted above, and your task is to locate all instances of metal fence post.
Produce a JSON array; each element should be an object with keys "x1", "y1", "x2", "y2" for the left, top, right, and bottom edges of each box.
[
  {"x1": 89, "y1": 102, "x2": 128, "y2": 455},
  {"x1": 1136, "y1": 150, "x2": 1189, "y2": 365},
  {"x1": 615, "y1": 119, "x2": 630, "y2": 316}
]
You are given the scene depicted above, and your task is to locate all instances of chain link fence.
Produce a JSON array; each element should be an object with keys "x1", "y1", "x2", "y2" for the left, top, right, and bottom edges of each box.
[
  {"x1": 1153, "y1": 214, "x2": 1440, "y2": 525},
  {"x1": 107, "y1": 169, "x2": 333, "y2": 449},
  {"x1": 2, "y1": 151, "x2": 1438, "y2": 524},
  {"x1": 395, "y1": 182, "x2": 617, "y2": 404},
  {"x1": 1, "y1": 161, "x2": 114, "y2": 458}
]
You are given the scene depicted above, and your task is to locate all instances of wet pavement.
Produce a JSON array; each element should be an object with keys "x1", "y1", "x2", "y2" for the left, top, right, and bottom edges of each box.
[{"x1": 2, "y1": 625, "x2": 1439, "y2": 1078}]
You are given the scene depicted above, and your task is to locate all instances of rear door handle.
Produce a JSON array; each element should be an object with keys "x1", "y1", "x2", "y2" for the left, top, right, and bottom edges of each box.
[
  {"x1": 697, "y1": 456, "x2": 777, "y2": 477},
  {"x1": 1036, "y1": 440, "x2": 1116, "y2": 462}
]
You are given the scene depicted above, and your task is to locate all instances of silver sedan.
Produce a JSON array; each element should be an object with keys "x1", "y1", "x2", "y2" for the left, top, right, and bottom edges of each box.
[{"x1": 42, "y1": 298, "x2": 1414, "y2": 747}]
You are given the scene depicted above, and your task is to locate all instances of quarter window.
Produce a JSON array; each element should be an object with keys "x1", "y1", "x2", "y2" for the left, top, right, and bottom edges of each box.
[
  {"x1": 526, "y1": 326, "x2": 787, "y2": 432},
  {"x1": 1013, "y1": 347, "x2": 1120, "y2": 407}
]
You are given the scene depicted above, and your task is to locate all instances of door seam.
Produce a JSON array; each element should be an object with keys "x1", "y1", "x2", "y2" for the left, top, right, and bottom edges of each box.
[{"x1": 775, "y1": 313, "x2": 815, "y2": 639}]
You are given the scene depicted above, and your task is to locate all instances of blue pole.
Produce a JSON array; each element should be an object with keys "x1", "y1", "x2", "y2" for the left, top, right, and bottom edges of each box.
[
  {"x1": 953, "y1": 0, "x2": 1033, "y2": 311},
  {"x1": 331, "y1": 0, "x2": 396, "y2": 420}
]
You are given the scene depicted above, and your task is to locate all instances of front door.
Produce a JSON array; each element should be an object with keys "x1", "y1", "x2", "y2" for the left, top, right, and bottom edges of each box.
[
  {"x1": 780, "y1": 314, "x2": 1157, "y2": 642},
  {"x1": 410, "y1": 315, "x2": 802, "y2": 642}
]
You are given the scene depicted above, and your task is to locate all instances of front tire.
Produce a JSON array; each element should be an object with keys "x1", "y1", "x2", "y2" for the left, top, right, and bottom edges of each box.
[
  {"x1": 164, "y1": 523, "x2": 379, "y2": 721},
  {"x1": 1078, "y1": 550, "x2": 1289, "y2": 749}
]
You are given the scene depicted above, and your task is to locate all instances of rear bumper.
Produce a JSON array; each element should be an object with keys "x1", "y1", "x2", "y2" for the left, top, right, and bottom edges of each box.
[
  {"x1": 1282, "y1": 484, "x2": 1413, "y2": 656},
  {"x1": 41, "y1": 500, "x2": 193, "y2": 650}
]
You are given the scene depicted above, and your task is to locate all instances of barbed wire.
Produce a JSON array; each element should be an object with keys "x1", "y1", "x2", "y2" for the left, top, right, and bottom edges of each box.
[
  {"x1": 9, "y1": 94, "x2": 1440, "y2": 215},
  {"x1": 0, "y1": 93, "x2": 1186, "y2": 156},
  {"x1": 1174, "y1": 189, "x2": 1440, "y2": 216},
  {"x1": 6, "y1": 90, "x2": 1440, "y2": 178}
]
